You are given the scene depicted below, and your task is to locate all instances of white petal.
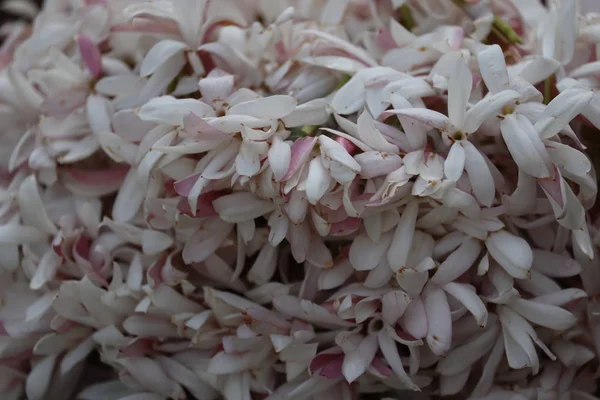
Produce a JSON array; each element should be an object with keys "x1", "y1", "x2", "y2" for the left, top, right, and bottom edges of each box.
[
  {"x1": 424, "y1": 283, "x2": 452, "y2": 356},
  {"x1": 447, "y1": 53, "x2": 472, "y2": 128},
  {"x1": 432, "y1": 238, "x2": 482, "y2": 285},
  {"x1": 381, "y1": 290, "x2": 412, "y2": 326},
  {"x1": 268, "y1": 136, "x2": 291, "y2": 182},
  {"x1": 18, "y1": 175, "x2": 57, "y2": 235},
  {"x1": 350, "y1": 232, "x2": 392, "y2": 271},
  {"x1": 213, "y1": 192, "x2": 276, "y2": 223},
  {"x1": 112, "y1": 168, "x2": 144, "y2": 222},
  {"x1": 442, "y1": 282, "x2": 488, "y2": 327},
  {"x1": 510, "y1": 298, "x2": 577, "y2": 330},
  {"x1": 140, "y1": 39, "x2": 188, "y2": 77},
  {"x1": 342, "y1": 334, "x2": 378, "y2": 383},
  {"x1": 228, "y1": 95, "x2": 297, "y2": 119},
  {"x1": 463, "y1": 90, "x2": 520, "y2": 134},
  {"x1": 444, "y1": 142, "x2": 465, "y2": 181},
  {"x1": 462, "y1": 140, "x2": 495, "y2": 207},
  {"x1": 535, "y1": 88, "x2": 594, "y2": 140},
  {"x1": 387, "y1": 201, "x2": 419, "y2": 272},
  {"x1": 477, "y1": 45, "x2": 510, "y2": 93},
  {"x1": 377, "y1": 331, "x2": 420, "y2": 391},
  {"x1": 306, "y1": 157, "x2": 331, "y2": 205},
  {"x1": 356, "y1": 111, "x2": 399, "y2": 153},
  {"x1": 26, "y1": 355, "x2": 58, "y2": 400},
  {"x1": 500, "y1": 113, "x2": 552, "y2": 178},
  {"x1": 486, "y1": 230, "x2": 532, "y2": 279},
  {"x1": 138, "y1": 96, "x2": 215, "y2": 126}
]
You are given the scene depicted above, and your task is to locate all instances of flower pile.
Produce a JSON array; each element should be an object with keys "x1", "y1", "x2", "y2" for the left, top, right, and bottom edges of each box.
[{"x1": 2, "y1": 0, "x2": 600, "y2": 399}]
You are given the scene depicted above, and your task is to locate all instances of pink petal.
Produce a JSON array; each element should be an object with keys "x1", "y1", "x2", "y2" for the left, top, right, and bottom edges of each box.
[
  {"x1": 77, "y1": 34, "x2": 102, "y2": 78},
  {"x1": 284, "y1": 137, "x2": 317, "y2": 180}
]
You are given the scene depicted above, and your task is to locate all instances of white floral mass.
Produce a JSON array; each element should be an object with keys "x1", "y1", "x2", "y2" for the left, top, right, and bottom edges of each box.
[{"x1": 1, "y1": 0, "x2": 600, "y2": 399}]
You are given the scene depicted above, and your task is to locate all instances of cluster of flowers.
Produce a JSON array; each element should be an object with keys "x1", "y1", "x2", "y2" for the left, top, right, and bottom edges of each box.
[{"x1": 2, "y1": 0, "x2": 600, "y2": 399}]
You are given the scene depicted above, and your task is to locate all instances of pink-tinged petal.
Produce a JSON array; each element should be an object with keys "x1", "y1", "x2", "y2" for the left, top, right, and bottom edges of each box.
[
  {"x1": 335, "y1": 136, "x2": 359, "y2": 155},
  {"x1": 377, "y1": 27, "x2": 398, "y2": 51},
  {"x1": 330, "y1": 217, "x2": 361, "y2": 236},
  {"x1": 309, "y1": 347, "x2": 344, "y2": 376},
  {"x1": 176, "y1": 190, "x2": 222, "y2": 217},
  {"x1": 243, "y1": 306, "x2": 291, "y2": 335},
  {"x1": 63, "y1": 165, "x2": 130, "y2": 197},
  {"x1": 537, "y1": 167, "x2": 565, "y2": 210},
  {"x1": 284, "y1": 136, "x2": 317, "y2": 180},
  {"x1": 423, "y1": 283, "x2": 452, "y2": 356},
  {"x1": 342, "y1": 334, "x2": 378, "y2": 383},
  {"x1": 173, "y1": 172, "x2": 201, "y2": 197},
  {"x1": 77, "y1": 34, "x2": 102, "y2": 78},
  {"x1": 182, "y1": 111, "x2": 229, "y2": 140},
  {"x1": 369, "y1": 356, "x2": 392, "y2": 378}
]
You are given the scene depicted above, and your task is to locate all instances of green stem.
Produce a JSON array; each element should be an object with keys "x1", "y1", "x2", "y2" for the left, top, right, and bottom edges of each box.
[
  {"x1": 492, "y1": 15, "x2": 523, "y2": 45},
  {"x1": 398, "y1": 4, "x2": 416, "y2": 31}
]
